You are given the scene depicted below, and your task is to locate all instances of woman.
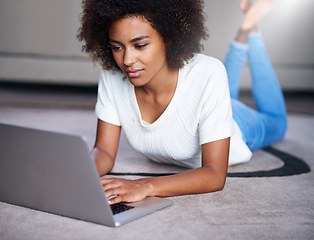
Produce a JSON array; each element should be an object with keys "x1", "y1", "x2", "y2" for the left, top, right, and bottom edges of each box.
[{"x1": 77, "y1": 0, "x2": 287, "y2": 205}]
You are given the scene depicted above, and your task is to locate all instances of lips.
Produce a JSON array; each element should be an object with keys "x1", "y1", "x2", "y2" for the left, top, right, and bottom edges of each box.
[{"x1": 126, "y1": 69, "x2": 144, "y2": 78}]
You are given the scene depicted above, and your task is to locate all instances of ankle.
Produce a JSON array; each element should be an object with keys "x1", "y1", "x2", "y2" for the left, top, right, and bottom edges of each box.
[{"x1": 236, "y1": 28, "x2": 250, "y2": 43}]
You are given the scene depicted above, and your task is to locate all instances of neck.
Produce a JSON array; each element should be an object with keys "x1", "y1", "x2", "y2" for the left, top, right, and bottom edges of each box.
[
  {"x1": 139, "y1": 68, "x2": 179, "y2": 97},
  {"x1": 134, "y1": 67, "x2": 179, "y2": 123}
]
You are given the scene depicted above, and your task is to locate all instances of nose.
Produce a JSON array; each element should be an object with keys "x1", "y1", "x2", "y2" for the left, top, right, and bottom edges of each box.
[{"x1": 123, "y1": 48, "x2": 136, "y2": 67}]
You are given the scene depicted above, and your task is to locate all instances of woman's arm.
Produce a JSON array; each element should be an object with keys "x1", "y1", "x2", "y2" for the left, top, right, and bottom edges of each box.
[
  {"x1": 101, "y1": 137, "x2": 230, "y2": 204},
  {"x1": 92, "y1": 119, "x2": 121, "y2": 176}
]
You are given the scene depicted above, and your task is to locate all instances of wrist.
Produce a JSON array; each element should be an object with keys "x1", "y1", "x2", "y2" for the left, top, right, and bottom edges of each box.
[{"x1": 137, "y1": 178, "x2": 156, "y2": 197}]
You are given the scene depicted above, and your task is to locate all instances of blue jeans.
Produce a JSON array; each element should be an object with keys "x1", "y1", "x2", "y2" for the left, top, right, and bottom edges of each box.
[{"x1": 224, "y1": 32, "x2": 287, "y2": 151}]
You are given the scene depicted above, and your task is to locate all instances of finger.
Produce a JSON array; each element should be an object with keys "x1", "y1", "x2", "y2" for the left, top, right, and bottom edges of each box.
[
  {"x1": 104, "y1": 185, "x2": 127, "y2": 199},
  {"x1": 107, "y1": 195, "x2": 118, "y2": 201},
  {"x1": 108, "y1": 195, "x2": 124, "y2": 205},
  {"x1": 104, "y1": 187, "x2": 119, "y2": 199},
  {"x1": 102, "y1": 180, "x2": 124, "y2": 192},
  {"x1": 100, "y1": 177, "x2": 117, "y2": 184}
]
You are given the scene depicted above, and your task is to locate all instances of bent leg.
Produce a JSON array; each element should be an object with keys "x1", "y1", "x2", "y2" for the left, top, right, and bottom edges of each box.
[{"x1": 233, "y1": 33, "x2": 287, "y2": 151}]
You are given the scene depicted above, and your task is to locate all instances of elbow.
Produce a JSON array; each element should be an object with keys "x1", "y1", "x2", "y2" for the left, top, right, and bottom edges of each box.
[
  {"x1": 202, "y1": 172, "x2": 227, "y2": 193},
  {"x1": 213, "y1": 177, "x2": 227, "y2": 192},
  {"x1": 202, "y1": 180, "x2": 226, "y2": 194}
]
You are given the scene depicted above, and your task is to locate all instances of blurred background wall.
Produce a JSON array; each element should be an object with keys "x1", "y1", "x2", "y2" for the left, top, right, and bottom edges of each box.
[{"x1": 0, "y1": 0, "x2": 313, "y2": 90}]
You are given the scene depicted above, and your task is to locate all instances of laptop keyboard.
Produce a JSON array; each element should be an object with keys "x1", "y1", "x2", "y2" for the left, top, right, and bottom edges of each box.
[{"x1": 110, "y1": 203, "x2": 134, "y2": 215}]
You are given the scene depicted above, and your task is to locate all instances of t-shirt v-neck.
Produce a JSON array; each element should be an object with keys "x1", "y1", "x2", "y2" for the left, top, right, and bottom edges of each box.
[{"x1": 130, "y1": 69, "x2": 182, "y2": 128}]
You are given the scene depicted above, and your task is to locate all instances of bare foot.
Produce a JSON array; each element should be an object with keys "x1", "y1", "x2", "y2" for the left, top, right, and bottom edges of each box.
[
  {"x1": 240, "y1": 0, "x2": 275, "y2": 32},
  {"x1": 236, "y1": 0, "x2": 253, "y2": 43},
  {"x1": 239, "y1": 0, "x2": 251, "y2": 13}
]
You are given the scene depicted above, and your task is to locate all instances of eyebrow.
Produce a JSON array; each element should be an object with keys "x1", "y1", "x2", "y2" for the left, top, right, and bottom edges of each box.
[{"x1": 110, "y1": 35, "x2": 150, "y2": 44}]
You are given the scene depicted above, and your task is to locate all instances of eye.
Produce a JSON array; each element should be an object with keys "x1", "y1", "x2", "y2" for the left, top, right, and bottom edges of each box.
[
  {"x1": 111, "y1": 45, "x2": 123, "y2": 52},
  {"x1": 135, "y1": 43, "x2": 148, "y2": 49}
]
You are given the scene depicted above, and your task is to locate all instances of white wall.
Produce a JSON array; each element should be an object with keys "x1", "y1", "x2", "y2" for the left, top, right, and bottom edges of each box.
[
  {"x1": 0, "y1": 0, "x2": 97, "y2": 85},
  {"x1": 203, "y1": 0, "x2": 314, "y2": 90},
  {"x1": 0, "y1": 0, "x2": 313, "y2": 90}
]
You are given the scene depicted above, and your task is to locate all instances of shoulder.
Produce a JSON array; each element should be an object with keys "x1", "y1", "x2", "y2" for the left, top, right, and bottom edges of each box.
[
  {"x1": 97, "y1": 69, "x2": 130, "y2": 101},
  {"x1": 180, "y1": 54, "x2": 227, "y2": 85},
  {"x1": 99, "y1": 69, "x2": 128, "y2": 89},
  {"x1": 181, "y1": 54, "x2": 226, "y2": 82}
]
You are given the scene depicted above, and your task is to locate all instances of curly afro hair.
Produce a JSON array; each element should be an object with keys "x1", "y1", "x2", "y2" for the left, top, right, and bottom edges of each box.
[{"x1": 77, "y1": 0, "x2": 208, "y2": 71}]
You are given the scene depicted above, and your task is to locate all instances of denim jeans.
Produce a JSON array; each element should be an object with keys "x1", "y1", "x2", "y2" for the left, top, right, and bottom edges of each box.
[{"x1": 224, "y1": 32, "x2": 287, "y2": 151}]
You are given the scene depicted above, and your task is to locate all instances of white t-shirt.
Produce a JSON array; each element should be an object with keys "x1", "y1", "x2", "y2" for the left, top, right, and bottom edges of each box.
[{"x1": 95, "y1": 54, "x2": 252, "y2": 168}]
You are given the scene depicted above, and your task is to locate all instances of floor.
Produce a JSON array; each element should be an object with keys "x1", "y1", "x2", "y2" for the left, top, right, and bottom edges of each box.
[{"x1": 0, "y1": 81, "x2": 314, "y2": 239}]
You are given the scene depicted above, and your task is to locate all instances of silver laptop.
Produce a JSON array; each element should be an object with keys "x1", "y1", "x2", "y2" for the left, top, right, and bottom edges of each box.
[{"x1": 0, "y1": 123, "x2": 173, "y2": 227}]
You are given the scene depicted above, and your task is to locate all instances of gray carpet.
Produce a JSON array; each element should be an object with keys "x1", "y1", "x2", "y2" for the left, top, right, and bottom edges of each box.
[{"x1": 0, "y1": 84, "x2": 314, "y2": 240}]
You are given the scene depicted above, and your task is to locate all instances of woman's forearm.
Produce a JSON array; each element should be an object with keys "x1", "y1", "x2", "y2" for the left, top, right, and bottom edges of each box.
[
  {"x1": 140, "y1": 139, "x2": 230, "y2": 198},
  {"x1": 101, "y1": 139, "x2": 230, "y2": 204},
  {"x1": 139, "y1": 166, "x2": 227, "y2": 197}
]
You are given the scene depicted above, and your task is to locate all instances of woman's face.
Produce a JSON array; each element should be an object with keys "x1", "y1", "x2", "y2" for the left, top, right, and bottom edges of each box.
[{"x1": 109, "y1": 16, "x2": 170, "y2": 87}]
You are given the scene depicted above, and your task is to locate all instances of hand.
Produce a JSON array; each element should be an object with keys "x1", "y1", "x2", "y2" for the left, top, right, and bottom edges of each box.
[{"x1": 100, "y1": 177, "x2": 153, "y2": 205}]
